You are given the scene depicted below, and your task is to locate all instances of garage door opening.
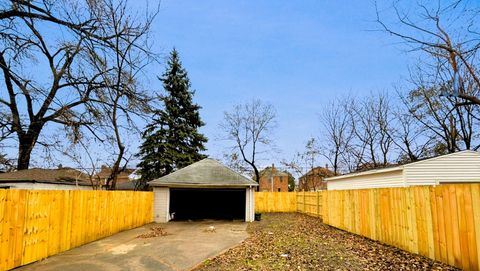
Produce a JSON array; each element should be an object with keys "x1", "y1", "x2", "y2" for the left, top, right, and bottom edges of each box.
[{"x1": 169, "y1": 188, "x2": 246, "y2": 221}]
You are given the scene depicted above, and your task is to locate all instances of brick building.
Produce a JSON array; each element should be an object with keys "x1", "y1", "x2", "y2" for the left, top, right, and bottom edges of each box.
[
  {"x1": 258, "y1": 164, "x2": 289, "y2": 192},
  {"x1": 298, "y1": 166, "x2": 334, "y2": 191}
]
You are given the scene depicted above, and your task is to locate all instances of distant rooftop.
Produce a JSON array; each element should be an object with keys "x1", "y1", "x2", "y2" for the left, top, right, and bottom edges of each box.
[
  {"x1": 300, "y1": 166, "x2": 335, "y2": 179},
  {"x1": 0, "y1": 167, "x2": 91, "y2": 186},
  {"x1": 149, "y1": 158, "x2": 258, "y2": 187},
  {"x1": 259, "y1": 166, "x2": 289, "y2": 178},
  {"x1": 96, "y1": 166, "x2": 135, "y2": 179}
]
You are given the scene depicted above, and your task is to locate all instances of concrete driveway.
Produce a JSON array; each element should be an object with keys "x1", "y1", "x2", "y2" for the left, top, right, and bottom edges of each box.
[{"x1": 16, "y1": 221, "x2": 248, "y2": 271}]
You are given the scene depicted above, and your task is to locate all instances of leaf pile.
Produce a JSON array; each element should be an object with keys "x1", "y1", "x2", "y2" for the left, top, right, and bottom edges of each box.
[
  {"x1": 136, "y1": 226, "x2": 168, "y2": 238},
  {"x1": 194, "y1": 213, "x2": 458, "y2": 271}
]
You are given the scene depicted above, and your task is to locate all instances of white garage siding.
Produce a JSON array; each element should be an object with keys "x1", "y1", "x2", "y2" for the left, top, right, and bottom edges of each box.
[
  {"x1": 404, "y1": 151, "x2": 480, "y2": 185},
  {"x1": 326, "y1": 168, "x2": 404, "y2": 190},
  {"x1": 153, "y1": 187, "x2": 256, "y2": 223},
  {"x1": 245, "y1": 187, "x2": 255, "y2": 222},
  {"x1": 153, "y1": 187, "x2": 170, "y2": 223},
  {"x1": 326, "y1": 150, "x2": 480, "y2": 190}
]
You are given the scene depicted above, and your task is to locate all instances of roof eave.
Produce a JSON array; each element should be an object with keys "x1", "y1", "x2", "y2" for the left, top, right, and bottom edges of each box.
[
  {"x1": 149, "y1": 182, "x2": 259, "y2": 188},
  {"x1": 325, "y1": 166, "x2": 403, "y2": 181},
  {"x1": 0, "y1": 179, "x2": 91, "y2": 186}
]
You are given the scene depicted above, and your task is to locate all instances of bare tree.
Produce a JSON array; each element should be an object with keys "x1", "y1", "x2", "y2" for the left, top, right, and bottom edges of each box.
[
  {"x1": 377, "y1": 0, "x2": 480, "y2": 156},
  {"x1": 320, "y1": 93, "x2": 396, "y2": 173},
  {"x1": 374, "y1": 93, "x2": 395, "y2": 165},
  {"x1": 376, "y1": 0, "x2": 480, "y2": 105},
  {"x1": 399, "y1": 71, "x2": 480, "y2": 155},
  {"x1": 320, "y1": 99, "x2": 352, "y2": 175},
  {"x1": 0, "y1": 153, "x2": 13, "y2": 172},
  {"x1": 282, "y1": 138, "x2": 325, "y2": 191},
  {"x1": 220, "y1": 99, "x2": 276, "y2": 185},
  {"x1": 0, "y1": 0, "x2": 158, "y2": 171},
  {"x1": 222, "y1": 152, "x2": 252, "y2": 177},
  {"x1": 86, "y1": 1, "x2": 157, "y2": 189},
  {"x1": 54, "y1": 139, "x2": 103, "y2": 189},
  {"x1": 347, "y1": 93, "x2": 393, "y2": 170},
  {"x1": 388, "y1": 103, "x2": 433, "y2": 163}
]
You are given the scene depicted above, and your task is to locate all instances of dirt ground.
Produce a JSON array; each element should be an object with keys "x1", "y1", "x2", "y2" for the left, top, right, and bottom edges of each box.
[{"x1": 194, "y1": 213, "x2": 458, "y2": 271}]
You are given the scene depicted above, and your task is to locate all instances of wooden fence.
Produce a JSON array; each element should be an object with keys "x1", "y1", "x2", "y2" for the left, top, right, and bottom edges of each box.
[
  {"x1": 3, "y1": 186, "x2": 478, "y2": 270},
  {"x1": 322, "y1": 184, "x2": 480, "y2": 271},
  {"x1": 0, "y1": 189, "x2": 154, "y2": 271},
  {"x1": 296, "y1": 191, "x2": 322, "y2": 217},
  {"x1": 255, "y1": 192, "x2": 297, "y2": 212}
]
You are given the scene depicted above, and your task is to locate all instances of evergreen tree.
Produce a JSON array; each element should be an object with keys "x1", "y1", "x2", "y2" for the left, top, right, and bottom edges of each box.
[{"x1": 136, "y1": 49, "x2": 207, "y2": 187}]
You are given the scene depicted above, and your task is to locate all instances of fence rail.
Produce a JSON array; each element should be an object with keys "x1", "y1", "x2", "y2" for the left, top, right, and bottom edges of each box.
[
  {"x1": 296, "y1": 191, "x2": 322, "y2": 217},
  {"x1": 0, "y1": 190, "x2": 153, "y2": 271}
]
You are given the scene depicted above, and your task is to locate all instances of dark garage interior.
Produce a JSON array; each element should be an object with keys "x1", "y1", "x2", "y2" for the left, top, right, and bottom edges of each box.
[{"x1": 169, "y1": 188, "x2": 246, "y2": 221}]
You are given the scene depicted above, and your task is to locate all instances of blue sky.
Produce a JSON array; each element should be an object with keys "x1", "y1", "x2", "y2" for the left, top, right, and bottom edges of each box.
[{"x1": 143, "y1": 0, "x2": 414, "y2": 166}]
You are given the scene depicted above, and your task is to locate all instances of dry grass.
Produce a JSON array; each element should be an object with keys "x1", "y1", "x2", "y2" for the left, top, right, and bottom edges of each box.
[{"x1": 194, "y1": 213, "x2": 458, "y2": 271}]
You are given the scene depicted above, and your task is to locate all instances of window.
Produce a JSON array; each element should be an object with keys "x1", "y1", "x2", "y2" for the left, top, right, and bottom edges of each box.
[{"x1": 277, "y1": 188, "x2": 281, "y2": 192}]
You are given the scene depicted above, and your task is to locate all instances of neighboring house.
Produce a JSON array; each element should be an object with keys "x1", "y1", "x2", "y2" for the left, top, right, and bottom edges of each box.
[
  {"x1": 298, "y1": 166, "x2": 335, "y2": 191},
  {"x1": 258, "y1": 164, "x2": 289, "y2": 192},
  {"x1": 96, "y1": 166, "x2": 135, "y2": 187},
  {"x1": 115, "y1": 181, "x2": 136, "y2": 191},
  {"x1": 326, "y1": 150, "x2": 480, "y2": 190},
  {"x1": 149, "y1": 158, "x2": 258, "y2": 223},
  {"x1": 115, "y1": 169, "x2": 142, "y2": 191},
  {"x1": 0, "y1": 167, "x2": 93, "y2": 190}
]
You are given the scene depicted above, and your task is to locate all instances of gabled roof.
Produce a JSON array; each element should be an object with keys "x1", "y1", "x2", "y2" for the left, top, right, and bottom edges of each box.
[
  {"x1": 299, "y1": 167, "x2": 335, "y2": 179},
  {"x1": 149, "y1": 158, "x2": 258, "y2": 187},
  {"x1": 259, "y1": 166, "x2": 289, "y2": 178},
  {"x1": 325, "y1": 150, "x2": 480, "y2": 181}
]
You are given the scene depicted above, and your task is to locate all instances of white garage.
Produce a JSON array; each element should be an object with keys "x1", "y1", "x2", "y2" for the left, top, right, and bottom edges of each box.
[
  {"x1": 326, "y1": 150, "x2": 480, "y2": 190},
  {"x1": 149, "y1": 159, "x2": 258, "y2": 223}
]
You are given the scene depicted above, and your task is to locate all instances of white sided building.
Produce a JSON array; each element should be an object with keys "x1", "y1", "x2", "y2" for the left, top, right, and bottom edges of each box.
[
  {"x1": 149, "y1": 158, "x2": 258, "y2": 223},
  {"x1": 326, "y1": 150, "x2": 480, "y2": 190}
]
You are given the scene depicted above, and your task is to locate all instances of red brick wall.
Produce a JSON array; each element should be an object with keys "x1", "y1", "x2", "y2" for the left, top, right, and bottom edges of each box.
[{"x1": 259, "y1": 175, "x2": 288, "y2": 192}]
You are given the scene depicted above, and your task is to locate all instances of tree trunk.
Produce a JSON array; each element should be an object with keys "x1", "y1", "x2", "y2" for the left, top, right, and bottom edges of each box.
[
  {"x1": 17, "y1": 145, "x2": 33, "y2": 170},
  {"x1": 16, "y1": 127, "x2": 42, "y2": 170},
  {"x1": 106, "y1": 144, "x2": 125, "y2": 190},
  {"x1": 253, "y1": 166, "x2": 260, "y2": 192}
]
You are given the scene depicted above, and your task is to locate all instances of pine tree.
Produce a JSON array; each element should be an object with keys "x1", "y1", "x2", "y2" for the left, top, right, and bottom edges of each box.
[{"x1": 136, "y1": 49, "x2": 207, "y2": 187}]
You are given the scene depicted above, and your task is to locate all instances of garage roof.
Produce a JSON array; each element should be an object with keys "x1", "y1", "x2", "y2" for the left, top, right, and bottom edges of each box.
[{"x1": 148, "y1": 158, "x2": 259, "y2": 187}]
